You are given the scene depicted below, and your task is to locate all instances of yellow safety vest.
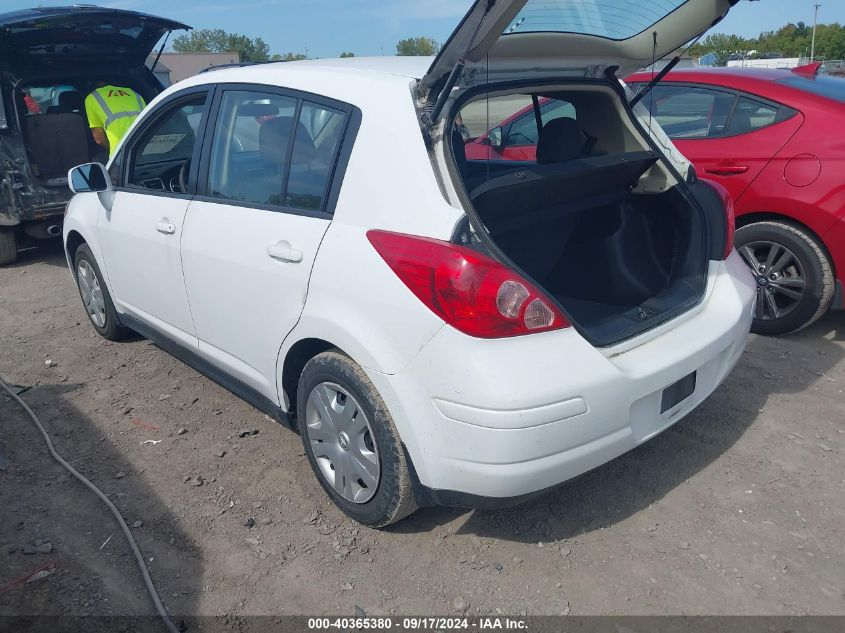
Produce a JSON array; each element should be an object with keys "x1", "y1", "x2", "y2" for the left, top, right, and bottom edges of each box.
[{"x1": 84, "y1": 86, "x2": 146, "y2": 157}]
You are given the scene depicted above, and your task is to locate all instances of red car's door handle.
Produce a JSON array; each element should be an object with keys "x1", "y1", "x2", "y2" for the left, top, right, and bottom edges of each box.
[{"x1": 705, "y1": 165, "x2": 749, "y2": 176}]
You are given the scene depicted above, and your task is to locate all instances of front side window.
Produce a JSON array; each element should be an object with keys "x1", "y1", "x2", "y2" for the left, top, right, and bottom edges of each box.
[
  {"x1": 206, "y1": 89, "x2": 348, "y2": 212},
  {"x1": 127, "y1": 93, "x2": 208, "y2": 193}
]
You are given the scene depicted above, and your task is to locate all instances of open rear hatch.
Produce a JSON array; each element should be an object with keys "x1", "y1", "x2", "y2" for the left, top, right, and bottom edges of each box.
[
  {"x1": 419, "y1": 0, "x2": 737, "y2": 120},
  {"x1": 427, "y1": 1, "x2": 738, "y2": 347},
  {"x1": 0, "y1": 6, "x2": 189, "y2": 65}
]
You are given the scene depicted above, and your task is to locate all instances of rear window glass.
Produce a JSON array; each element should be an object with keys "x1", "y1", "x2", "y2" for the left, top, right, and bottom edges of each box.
[
  {"x1": 776, "y1": 75, "x2": 845, "y2": 103},
  {"x1": 504, "y1": 0, "x2": 689, "y2": 40}
]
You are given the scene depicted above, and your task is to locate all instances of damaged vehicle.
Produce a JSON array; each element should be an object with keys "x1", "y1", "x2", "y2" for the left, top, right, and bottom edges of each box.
[
  {"x1": 0, "y1": 6, "x2": 189, "y2": 264},
  {"x1": 63, "y1": 0, "x2": 754, "y2": 527}
]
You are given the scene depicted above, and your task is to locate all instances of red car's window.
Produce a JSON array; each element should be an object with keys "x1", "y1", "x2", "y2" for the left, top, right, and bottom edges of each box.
[
  {"x1": 641, "y1": 84, "x2": 795, "y2": 139},
  {"x1": 457, "y1": 94, "x2": 576, "y2": 161},
  {"x1": 645, "y1": 85, "x2": 736, "y2": 139}
]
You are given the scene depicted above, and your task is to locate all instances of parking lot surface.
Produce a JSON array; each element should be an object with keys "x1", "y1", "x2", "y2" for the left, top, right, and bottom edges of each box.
[{"x1": 1, "y1": 242, "x2": 843, "y2": 618}]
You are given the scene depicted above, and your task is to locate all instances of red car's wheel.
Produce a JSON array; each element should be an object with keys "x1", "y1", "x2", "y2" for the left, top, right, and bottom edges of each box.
[{"x1": 736, "y1": 221, "x2": 834, "y2": 335}]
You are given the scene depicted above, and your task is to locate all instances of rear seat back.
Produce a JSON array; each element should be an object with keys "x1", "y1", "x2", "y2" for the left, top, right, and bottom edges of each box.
[{"x1": 25, "y1": 113, "x2": 91, "y2": 179}]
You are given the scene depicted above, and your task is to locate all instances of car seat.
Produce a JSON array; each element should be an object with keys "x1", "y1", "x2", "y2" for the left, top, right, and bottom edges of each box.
[
  {"x1": 47, "y1": 91, "x2": 84, "y2": 115},
  {"x1": 24, "y1": 113, "x2": 90, "y2": 179},
  {"x1": 536, "y1": 118, "x2": 589, "y2": 164}
]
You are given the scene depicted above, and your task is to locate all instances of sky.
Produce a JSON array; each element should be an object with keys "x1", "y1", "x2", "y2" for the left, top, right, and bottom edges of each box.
[{"x1": 9, "y1": 0, "x2": 845, "y2": 59}]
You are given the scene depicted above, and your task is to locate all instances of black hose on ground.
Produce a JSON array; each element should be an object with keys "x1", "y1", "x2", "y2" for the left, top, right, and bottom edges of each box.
[{"x1": 0, "y1": 374, "x2": 180, "y2": 633}]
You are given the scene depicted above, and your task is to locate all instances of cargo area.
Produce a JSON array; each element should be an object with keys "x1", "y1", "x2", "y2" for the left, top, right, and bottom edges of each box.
[
  {"x1": 16, "y1": 79, "x2": 150, "y2": 186},
  {"x1": 451, "y1": 85, "x2": 710, "y2": 346}
]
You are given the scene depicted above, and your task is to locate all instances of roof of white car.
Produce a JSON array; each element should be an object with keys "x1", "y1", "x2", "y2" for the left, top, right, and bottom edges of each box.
[
  {"x1": 170, "y1": 57, "x2": 434, "y2": 108},
  {"x1": 189, "y1": 56, "x2": 433, "y2": 87},
  {"x1": 284, "y1": 56, "x2": 432, "y2": 78}
]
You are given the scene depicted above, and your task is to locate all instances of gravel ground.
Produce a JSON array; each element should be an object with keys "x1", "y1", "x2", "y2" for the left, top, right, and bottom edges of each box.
[{"x1": 1, "y1": 241, "x2": 843, "y2": 621}]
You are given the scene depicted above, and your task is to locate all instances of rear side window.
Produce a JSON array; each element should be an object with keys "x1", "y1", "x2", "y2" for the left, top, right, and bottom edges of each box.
[
  {"x1": 206, "y1": 89, "x2": 349, "y2": 213},
  {"x1": 206, "y1": 90, "x2": 298, "y2": 206},
  {"x1": 725, "y1": 97, "x2": 779, "y2": 135},
  {"x1": 286, "y1": 102, "x2": 347, "y2": 211},
  {"x1": 647, "y1": 85, "x2": 736, "y2": 138}
]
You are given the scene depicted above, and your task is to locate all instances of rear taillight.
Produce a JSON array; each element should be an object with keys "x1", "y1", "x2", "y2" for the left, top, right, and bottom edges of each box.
[
  {"x1": 367, "y1": 230, "x2": 570, "y2": 338},
  {"x1": 702, "y1": 179, "x2": 735, "y2": 259}
]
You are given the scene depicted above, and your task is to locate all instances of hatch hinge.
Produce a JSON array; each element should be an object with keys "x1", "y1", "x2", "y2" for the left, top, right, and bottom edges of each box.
[{"x1": 420, "y1": 0, "x2": 497, "y2": 128}]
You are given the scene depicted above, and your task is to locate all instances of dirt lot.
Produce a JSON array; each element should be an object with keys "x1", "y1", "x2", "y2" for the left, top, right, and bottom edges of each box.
[{"x1": 1, "y1": 241, "x2": 844, "y2": 622}]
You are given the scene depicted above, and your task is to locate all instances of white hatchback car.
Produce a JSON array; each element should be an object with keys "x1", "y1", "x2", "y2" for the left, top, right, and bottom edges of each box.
[{"x1": 64, "y1": 0, "x2": 755, "y2": 526}]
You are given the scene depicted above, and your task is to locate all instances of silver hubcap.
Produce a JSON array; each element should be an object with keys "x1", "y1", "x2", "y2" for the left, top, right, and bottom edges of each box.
[
  {"x1": 304, "y1": 382, "x2": 380, "y2": 504},
  {"x1": 739, "y1": 240, "x2": 806, "y2": 321},
  {"x1": 77, "y1": 260, "x2": 107, "y2": 328}
]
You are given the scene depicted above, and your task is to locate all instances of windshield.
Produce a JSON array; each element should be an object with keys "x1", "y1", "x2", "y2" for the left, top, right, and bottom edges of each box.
[
  {"x1": 503, "y1": 0, "x2": 690, "y2": 40},
  {"x1": 776, "y1": 75, "x2": 845, "y2": 104}
]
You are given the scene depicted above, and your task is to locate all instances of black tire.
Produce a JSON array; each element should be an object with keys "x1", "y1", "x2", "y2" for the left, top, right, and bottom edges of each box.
[
  {"x1": 73, "y1": 243, "x2": 128, "y2": 341},
  {"x1": 735, "y1": 221, "x2": 834, "y2": 336},
  {"x1": 297, "y1": 350, "x2": 417, "y2": 527},
  {"x1": 0, "y1": 228, "x2": 17, "y2": 266}
]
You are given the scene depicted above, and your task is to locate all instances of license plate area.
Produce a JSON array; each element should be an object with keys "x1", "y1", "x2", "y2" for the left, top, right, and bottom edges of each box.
[{"x1": 661, "y1": 371, "x2": 696, "y2": 413}]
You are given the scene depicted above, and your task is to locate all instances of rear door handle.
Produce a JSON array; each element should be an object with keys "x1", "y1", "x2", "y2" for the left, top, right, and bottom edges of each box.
[
  {"x1": 155, "y1": 220, "x2": 176, "y2": 234},
  {"x1": 705, "y1": 165, "x2": 749, "y2": 176},
  {"x1": 267, "y1": 240, "x2": 303, "y2": 263}
]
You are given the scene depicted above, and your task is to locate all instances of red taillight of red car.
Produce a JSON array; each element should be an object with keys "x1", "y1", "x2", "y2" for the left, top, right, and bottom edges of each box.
[
  {"x1": 367, "y1": 230, "x2": 570, "y2": 338},
  {"x1": 701, "y1": 178, "x2": 735, "y2": 259}
]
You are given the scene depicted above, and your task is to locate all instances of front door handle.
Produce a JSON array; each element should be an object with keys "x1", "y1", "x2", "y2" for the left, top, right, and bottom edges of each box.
[
  {"x1": 267, "y1": 240, "x2": 303, "y2": 263},
  {"x1": 705, "y1": 165, "x2": 749, "y2": 176},
  {"x1": 155, "y1": 219, "x2": 176, "y2": 234}
]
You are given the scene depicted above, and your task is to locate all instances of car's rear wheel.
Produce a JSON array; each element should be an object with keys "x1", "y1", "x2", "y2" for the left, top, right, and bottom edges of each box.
[
  {"x1": 74, "y1": 244, "x2": 128, "y2": 341},
  {"x1": 735, "y1": 221, "x2": 834, "y2": 335},
  {"x1": 0, "y1": 229, "x2": 17, "y2": 266},
  {"x1": 297, "y1": 350, "x2": 417, "y2": 527}
]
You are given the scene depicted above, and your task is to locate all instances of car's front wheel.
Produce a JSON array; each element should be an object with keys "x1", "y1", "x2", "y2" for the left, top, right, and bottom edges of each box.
[
  {"x1": 735, "y1": 221, "x2": 834, "y2": 335},
  {"x1": 74, "y1": 244, "x2": 128, "y2": 341},
  {"x1": 297, "y1": 350, "x2": 417, "y2": 527}
]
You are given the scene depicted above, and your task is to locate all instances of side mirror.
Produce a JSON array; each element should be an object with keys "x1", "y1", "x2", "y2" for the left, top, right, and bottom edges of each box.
[
  {"x1": 68, "y1": 163, "x2": 111, "y2": 194},
  {"x1": 487, "y1": 126, "x2": 503, "y2": 148}
]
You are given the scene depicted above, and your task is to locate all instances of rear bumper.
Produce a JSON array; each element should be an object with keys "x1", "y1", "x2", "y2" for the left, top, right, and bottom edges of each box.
[{"x1": 367, "y1": 251, "x2": 756, "y2": 502}]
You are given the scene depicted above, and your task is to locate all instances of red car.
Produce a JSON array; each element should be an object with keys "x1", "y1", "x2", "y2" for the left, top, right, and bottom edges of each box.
[{"x1": 626, "y1": 66, "x2": 845, "y2": 335}]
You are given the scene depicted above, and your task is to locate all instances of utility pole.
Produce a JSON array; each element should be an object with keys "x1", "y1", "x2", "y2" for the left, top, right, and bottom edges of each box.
[{"x1": 811, "y1": 4, "x2": 821, "y2": 62}]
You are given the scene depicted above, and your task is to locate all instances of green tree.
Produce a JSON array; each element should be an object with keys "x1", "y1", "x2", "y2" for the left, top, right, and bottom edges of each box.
[
  {"x1": 172, "y1": 29, "x2": 271, "y2": 62},
  {"x1": 339, "y1": 51, "x2": 355, "y2": 58},
  {"x1": 271, "y1": 52, "x2": 307, "y2": 62},
  {"x1": 395, "y1": 36, "x2": 439, "y2": 56},
  {"x1": 689, "y1": 22, "x2": 845, "y2": 64}
]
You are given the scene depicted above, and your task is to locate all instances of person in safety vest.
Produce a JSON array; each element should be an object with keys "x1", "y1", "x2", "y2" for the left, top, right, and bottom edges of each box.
[{"x1": 85, "y1": 83, "x2": 146, "y2": 158}]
